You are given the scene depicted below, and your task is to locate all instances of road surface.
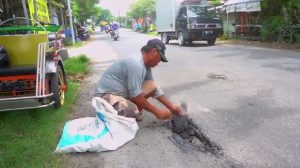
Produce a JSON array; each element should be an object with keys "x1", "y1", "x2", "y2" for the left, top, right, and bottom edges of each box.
[{"x1": 66, "y1": 28, "x2": 300, "y2": 168}]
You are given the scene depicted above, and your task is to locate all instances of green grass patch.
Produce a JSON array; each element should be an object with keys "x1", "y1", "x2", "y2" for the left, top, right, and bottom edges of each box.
[
  {"x1": 64, "y1": 40, "x2": 83, "y2": 48},
  {"x1": 64, "y1": 55, "x2": 90, "y2": 75},
  {"x1": 0, "y1": 82, "x2": 80, "y2": 168},
  {"x1": 0, "y1": 55, "x2": 90, "y2": 167}
]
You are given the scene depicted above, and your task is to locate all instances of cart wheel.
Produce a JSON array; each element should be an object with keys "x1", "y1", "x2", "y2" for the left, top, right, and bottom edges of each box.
[{"x1": 50, "y1": 65, "x2": 67, "y2": 108}]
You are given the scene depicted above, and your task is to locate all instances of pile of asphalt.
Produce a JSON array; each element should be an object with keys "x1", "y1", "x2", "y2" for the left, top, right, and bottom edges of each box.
[
  {"x1": 170, "y1": 114, "x2": 223, "y2": 156},
  {"x1": 168, "y1": 103, "x2": 242, "y2": 168}
]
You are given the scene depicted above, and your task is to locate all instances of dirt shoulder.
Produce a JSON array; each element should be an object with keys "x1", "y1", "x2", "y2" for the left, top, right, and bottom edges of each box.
[{"x1": 218, "y1": 39, "x2": 300, "y2": 52}]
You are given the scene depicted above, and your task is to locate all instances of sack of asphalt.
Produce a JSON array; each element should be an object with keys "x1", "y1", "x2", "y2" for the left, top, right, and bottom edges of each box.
[{"x1": 55, "y1": 97, "x2": 139, "y2": 153}]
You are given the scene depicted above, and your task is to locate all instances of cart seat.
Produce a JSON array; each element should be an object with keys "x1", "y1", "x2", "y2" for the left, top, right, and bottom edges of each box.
[
  {"x1": 0, "y1": 65, "x2": 36, "y2": 77},
  {"x1": 0, "y1": 34, "x2": 48, "y2": 66}
]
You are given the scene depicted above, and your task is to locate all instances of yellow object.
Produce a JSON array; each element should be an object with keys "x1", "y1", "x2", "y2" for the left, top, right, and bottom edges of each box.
[
  {"x1": 149, "y1": 24, "x2": 154, "y2": 31},
  {"x1": 0, "y1": 34, "x2": 48, "y2": 66},
  {"x1": 28, "y1": 0, "x2": 50, "y2": 23},
  {"x1": 49, "y1": 0, "x2": 64, "y2": 8},
  {"x1": 101, "y1": 21, "x2": 108, "y2": 26}
]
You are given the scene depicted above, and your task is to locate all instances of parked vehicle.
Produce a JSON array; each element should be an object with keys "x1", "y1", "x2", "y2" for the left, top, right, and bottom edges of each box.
[
  {"x1": 0, "y1": 17, "x2": 68, "y2": 112},
  {"x1": 77, "y1": 26, "x2": 90, "y2": 41},
  {"x1": 156, "y1": 0, "x2": 223, "y2": 46}
]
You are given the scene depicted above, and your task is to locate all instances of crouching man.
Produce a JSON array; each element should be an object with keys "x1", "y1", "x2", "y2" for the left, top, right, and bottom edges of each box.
[{"x1": 94, "y1": 39, "x2": 181, "y2": 121}]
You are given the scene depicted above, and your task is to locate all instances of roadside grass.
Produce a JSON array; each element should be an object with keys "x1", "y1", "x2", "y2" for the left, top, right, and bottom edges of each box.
[
  {"x1": 65, "y1": 40, "x2": 83, "y2": 48},
  {"x1": 64, "y1": 55, "x2": 90, "y2": 82},
  {"x1": 64, "y1": 55, "x2": 90, "y2": 75},
  {"x1": 0, "y1": 55, "x2": 90, "y2": 168}
]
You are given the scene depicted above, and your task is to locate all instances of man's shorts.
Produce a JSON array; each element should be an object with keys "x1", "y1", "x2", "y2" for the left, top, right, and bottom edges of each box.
[
  {"x1": 98, "y1": 93, "x2": 141, "y2": 119},
  {"x1": 96, "y1": 80, "x2": 157, "y2": 120}
]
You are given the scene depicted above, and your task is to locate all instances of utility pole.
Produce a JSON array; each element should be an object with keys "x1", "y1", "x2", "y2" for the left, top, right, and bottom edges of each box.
[
  {"x1": 118, "y1": 9, "x2": 121, "y2": 25},
  {"x1": 67, "y1": 0, "x2": 75, "y2": 45},
  {"x1": 21, "y1": 0, "x2": 29, "y2": 19},
  {"x1": 21, "y1": 0, "x2": 29, "y2": 25},
  {"x1": 33, "y1": 0, "x2": 38, "y2": 21}
]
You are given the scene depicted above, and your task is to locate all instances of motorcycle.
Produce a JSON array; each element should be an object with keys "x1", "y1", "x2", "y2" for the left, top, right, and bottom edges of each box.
[
  {"x1": 110, "y1": 30, "x2": 119, "y2": 41},
  {"x1": 105, "y1": 25, "x2": 110, "y2": 34},
  {"x1": 77, "y1": 26, "x2": 90, "y2": 41}
]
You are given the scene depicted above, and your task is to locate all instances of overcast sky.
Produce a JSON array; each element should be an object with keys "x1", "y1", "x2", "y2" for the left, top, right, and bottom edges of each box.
[{"x1": 99, "y1": 0, "x2": 135, "y2": 16}]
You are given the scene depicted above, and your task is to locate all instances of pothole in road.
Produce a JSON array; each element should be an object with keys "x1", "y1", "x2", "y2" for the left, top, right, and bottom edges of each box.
[
  {"x1": 169, "y1": 114, "x2": 223, "y2": 156},
  {"x1": 207, "y1": 73, "x2": 228, "y2": 80},
  {"x1": 167, "y1": 103, "x2": 242, "y2": 168}
]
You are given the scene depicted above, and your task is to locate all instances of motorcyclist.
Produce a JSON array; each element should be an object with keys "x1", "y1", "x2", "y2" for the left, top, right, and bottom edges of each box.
[{"x1": 110, "y1": 22, "x2": 119, "y2": 37}]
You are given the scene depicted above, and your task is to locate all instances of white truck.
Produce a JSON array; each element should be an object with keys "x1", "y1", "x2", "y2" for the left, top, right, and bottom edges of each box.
[{"x1": 156, "y1": 0, "x2": 223, "y2": 46}]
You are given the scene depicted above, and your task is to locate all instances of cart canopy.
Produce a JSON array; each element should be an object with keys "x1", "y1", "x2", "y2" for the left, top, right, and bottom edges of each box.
[{"x1": 0, "y1": 25, "x2": 62, "y2": 34}]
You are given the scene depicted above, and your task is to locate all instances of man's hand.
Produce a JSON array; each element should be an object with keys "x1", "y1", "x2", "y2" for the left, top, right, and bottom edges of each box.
[
  {"x1": 156, "y1": 109, "x2": 172, "y2": 120},
  {"x1": 156, "y1": 95, "x2": 184, "y2": 117},
  {"x1": 131, "y1": 94, "x2": 172, "y2": 120},
  {"x1": 169, "y1": 104, "x2": 182, "y2": 116}
]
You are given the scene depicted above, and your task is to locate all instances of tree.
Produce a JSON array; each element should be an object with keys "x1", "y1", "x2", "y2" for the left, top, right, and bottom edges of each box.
[
  {"x1": 286, "y1": 0, "x2": 300, "y2": 24},
  {"x1": 71, "y1": 0, "x2": 100, "y2": 24},
  {"x1": 96, "y1": 8, "x2": 113, "y2": 23},
  {"x1": 127, "y1": 0, "x2": 155, "y2": 20},
  {"x1": 261, "y1": 0, "x2": 300, "y2": 24},
  {"x1": 127, "y1": 0, "x2": 155, "y2": 32},
  {"x1": 208, "y1": 0, "x2": 221, "y2": 6},
  {"x1": 259, "y1": 0, "x2": 300, "y2": 41}
]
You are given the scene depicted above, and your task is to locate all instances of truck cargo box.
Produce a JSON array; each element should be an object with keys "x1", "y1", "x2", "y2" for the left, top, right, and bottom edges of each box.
[{"x1": 156, "y1": 0, "x2": 208, "y2": 32}]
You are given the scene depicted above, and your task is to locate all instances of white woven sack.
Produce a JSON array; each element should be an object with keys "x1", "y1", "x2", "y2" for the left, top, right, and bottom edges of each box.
[{"x1": 55, "y1": 97, "x2": 139, "y2": 153}]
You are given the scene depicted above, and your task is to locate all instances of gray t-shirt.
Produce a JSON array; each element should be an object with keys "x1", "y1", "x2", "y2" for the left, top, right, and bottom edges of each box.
[{"x1": 95, "y1": 54, "x2": 164, "y2": 99}]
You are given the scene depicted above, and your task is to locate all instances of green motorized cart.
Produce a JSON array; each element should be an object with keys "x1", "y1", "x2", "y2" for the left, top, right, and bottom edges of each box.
[{"x1": 0, "y1": 17, "x2": 69, "y2": 112}]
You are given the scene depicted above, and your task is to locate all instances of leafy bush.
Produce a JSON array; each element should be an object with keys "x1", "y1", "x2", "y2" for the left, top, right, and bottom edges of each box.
[
  {"x1": 78, "y1": 54, "x2": 90, "y2": 63},
  {"x1": 261, "y1": 16, "x2": 284, "y2": 41},
  {"x1": 219, "y1": 33, "x2": 229, "y2": 40},
  {"x1": 64, "y1": 54, "x2": 90, "y2": 75},
  {"x1": 295, "y1": 33, "x2": 300, "y2": 43}
]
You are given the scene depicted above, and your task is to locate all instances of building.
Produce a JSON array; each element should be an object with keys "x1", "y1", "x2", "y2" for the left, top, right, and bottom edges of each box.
[{"x1": 0, "y1": 0, "x2": 68, "y2": 27}]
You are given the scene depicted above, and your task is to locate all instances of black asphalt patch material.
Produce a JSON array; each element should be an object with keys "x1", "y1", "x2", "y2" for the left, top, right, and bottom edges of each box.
[
  {"x1": 168, "y1": 103, "x2": 242, "y2": 168},
  {"x1": 170, "y1": 115, "x2": 223, "y2": 156},
  {"x1": 169, "y1": 115, "x2": 242, "y2": 168}
]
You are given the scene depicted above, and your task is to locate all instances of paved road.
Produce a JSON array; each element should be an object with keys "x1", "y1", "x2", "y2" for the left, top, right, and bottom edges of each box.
[{"x1": 66, "y1": 28, "x2": 300, "y2": 168}]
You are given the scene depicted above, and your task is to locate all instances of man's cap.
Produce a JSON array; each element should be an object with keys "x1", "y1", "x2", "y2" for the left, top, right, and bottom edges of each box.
[{"x1": 146, "y1": 39, "x2": 168, "y2": 62}]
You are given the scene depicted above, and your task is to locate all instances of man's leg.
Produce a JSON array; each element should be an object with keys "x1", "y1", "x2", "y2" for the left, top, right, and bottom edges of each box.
[
  {"x1": 100, "y1": 94, "x2": 140, "y2": 119},
  {"x1": 98, "y1": 81, "x2": 158, "y2": 120}
]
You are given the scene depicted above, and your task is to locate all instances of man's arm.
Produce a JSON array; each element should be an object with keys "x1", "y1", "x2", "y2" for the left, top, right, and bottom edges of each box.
[
  {"x1": 131, "y1": 94, "x2": 172, "y2": 120},
  {"x1": 156, "y1": 95, "x2": 182, "y2": 115}
]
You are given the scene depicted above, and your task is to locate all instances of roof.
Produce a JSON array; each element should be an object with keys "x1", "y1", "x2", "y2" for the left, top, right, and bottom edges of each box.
[
  {"x1": 180, "y1": 0, "x2": 208, "y2": 5},
  {"x1": 224, "y1": 0, "x2": 261, "y2": 6}
]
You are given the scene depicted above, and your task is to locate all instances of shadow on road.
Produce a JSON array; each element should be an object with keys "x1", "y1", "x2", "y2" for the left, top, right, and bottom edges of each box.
[{"x1": 168, "y1": 43, "x2": 210, "y2": 47}]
